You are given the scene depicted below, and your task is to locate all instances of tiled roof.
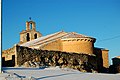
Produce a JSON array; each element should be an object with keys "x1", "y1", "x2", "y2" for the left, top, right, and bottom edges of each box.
[
  {"x1": 61, "y1": 32, "x2": 90, "y2": 39},
  {"x1": 20, "y1": 31, "x2": 95, "y2": 47}
]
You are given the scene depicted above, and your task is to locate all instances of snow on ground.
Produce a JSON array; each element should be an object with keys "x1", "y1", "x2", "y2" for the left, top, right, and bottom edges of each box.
[{"x1": 0, "y1": 66, "x2": 120, "y2": 80}]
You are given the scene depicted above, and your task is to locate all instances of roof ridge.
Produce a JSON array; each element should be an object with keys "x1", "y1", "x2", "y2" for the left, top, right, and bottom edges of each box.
[
  {"x1": 33, "y1": 33, "x2": 69, "y2": 46},
  {"x1": 33, "y1": 31, "x2": 69, "y2": 46},
  {"x1": 33, "y1": 31, "x2": 66, "y2": 44}
]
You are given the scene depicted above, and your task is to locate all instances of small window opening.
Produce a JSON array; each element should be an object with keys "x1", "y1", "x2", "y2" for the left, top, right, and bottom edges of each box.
[
  {"x1": 34, "y1": 33, "x2": 37, "y2": 39},
  {"x1": 26, "y1": 33, "x2": 30, "y2": 41},
  {"x1": 30, "y1": 23, "x2": 32, "y2": 29}
]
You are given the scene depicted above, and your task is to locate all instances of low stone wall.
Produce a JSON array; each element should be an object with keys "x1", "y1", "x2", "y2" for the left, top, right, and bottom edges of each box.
[
  {"x1": 2, "y1": 46, "x2": 15, "y2": 60},
  {"x1": 2, "y1": 46, "x2": 16, "y2": 67},
  {"x1": 16, "y1": 45, "x2": 97, "y2": 72}
]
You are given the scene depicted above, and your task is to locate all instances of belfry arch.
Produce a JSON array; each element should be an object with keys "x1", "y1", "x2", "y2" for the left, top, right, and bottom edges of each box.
[
  {"x1": 19, "y1": 20, "x2": 42, "y2": 44},
  {"x1": 26, "y1": 33, "x2": 30, "y2": 41},
  {"x1": 28, "y1": 21, "x2": 36, "y2": 31},
  {"x1": 34, "y1": 33, "x2": 37, "y2": 39}
]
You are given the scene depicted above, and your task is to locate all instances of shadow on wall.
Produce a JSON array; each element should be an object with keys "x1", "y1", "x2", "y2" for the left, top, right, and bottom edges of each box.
[
  {"x1": 2, "y1": 55, "x2": 15, "y2": 67},
  {"x1": 94, "y1": 48, "x2": 108, "y2": 73}
]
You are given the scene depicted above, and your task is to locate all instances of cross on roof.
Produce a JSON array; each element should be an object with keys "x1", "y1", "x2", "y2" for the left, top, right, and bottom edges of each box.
[{"x1": 29, "y1": 17, "x2": 32, "y2": 20}]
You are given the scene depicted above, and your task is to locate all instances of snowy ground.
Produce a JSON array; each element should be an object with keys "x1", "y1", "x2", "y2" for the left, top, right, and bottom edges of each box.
[{"x1": 0, "y1": 67, "x2": 120, "y2": 80}]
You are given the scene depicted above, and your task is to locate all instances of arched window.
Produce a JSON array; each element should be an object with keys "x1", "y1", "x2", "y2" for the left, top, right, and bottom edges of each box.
[
  {"x1": 26, "y1": 33, "x2": 30, "y2": 41},
  {"x1": 34, "y1": 33, "x2": 37, "y2": 39}
]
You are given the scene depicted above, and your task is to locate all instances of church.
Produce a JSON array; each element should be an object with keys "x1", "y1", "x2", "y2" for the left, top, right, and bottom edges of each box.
[{"x1": 2, "y1": 20, "x2": 109, "y2": 72}]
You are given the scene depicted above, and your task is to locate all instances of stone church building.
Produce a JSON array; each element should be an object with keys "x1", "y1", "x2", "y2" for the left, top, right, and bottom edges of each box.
[{"x1": 2, "y1": 20, "x2": 109, "y2": 72}]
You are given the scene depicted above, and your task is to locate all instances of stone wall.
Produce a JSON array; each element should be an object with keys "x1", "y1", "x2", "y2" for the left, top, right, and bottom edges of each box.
[
  {"x1": 2, "y1": 46, "x2": 16, "y2": 67},
  {"x1": 61, "y1": 38, "x2": 95, "y2": 54},
  {"x1": 16, "y1": 45, "x2": 97, "y2": 72},
  {"x1": 2, "y1": 46, "x2": 15, "y2": 60},
  {"x1": 101, "y1": 50, "x2": 109, "y2": 68},
  {"x1": 40, "y1": 39, "x2": 62, "y2": 51},
  {"x1": 94, "y1": 48, "x2": 109, "y2": 73},
  {"x1": 33, "y1": 38, "x2": 95, "y2": 55}
]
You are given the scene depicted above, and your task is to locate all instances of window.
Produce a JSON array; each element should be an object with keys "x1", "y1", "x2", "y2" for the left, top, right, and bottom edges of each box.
[
  {"x1": 30, "y1": 23, "x2": 32, "y2": 29},
  {"x1": 34, "y1": 33, "x2": 37, "y2": 39},
  {"x1": 26, "y1": 33, "x2": 30, "y2": 41}
]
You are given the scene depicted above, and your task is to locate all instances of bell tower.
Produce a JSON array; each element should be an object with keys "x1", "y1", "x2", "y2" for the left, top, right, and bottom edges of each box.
[{"x1": 19, "y1": 19, "x2": 42, "y2": 44}]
